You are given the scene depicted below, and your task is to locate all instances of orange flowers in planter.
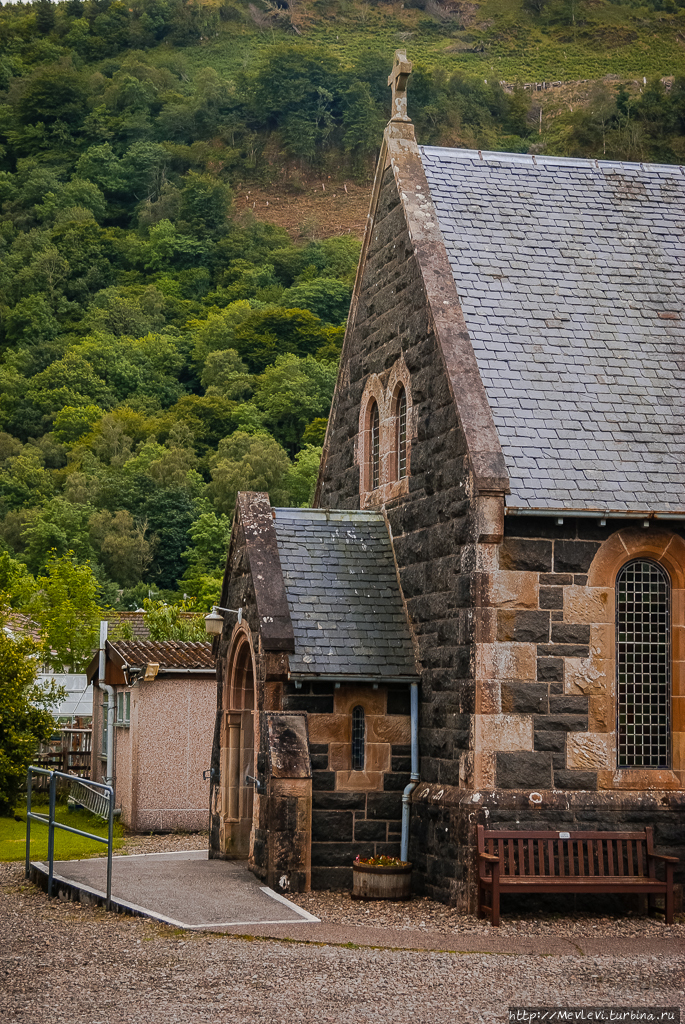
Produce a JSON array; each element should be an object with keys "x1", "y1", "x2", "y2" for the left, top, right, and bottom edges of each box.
[{"x1": 354, "y1": 855, "x2": 409, "y2": 868}]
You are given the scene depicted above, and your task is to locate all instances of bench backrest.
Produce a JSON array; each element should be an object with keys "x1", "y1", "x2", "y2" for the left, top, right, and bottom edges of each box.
[{"x1": 477, "y1": 826, "x2": 655, "y2": 880}]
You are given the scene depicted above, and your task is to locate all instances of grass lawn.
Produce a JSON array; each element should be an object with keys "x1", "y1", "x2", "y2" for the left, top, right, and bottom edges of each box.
[{"x1": 0, "y1": 802, "x2": 125, "y2": 863}]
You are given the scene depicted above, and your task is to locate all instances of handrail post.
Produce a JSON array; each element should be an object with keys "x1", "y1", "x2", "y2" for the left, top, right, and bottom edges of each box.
[
  {"x1": 106, "y1": 786, "x2": 113, "y2": 911},
  {"x1": 25, "y1": 767, "x2": 32, "y2": 880},
  {"x1": 47, "y1": 771, "x2": 56, "y2": 898}
]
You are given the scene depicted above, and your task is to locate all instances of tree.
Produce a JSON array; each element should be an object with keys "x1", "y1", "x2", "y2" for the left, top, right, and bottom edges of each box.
[
  {"x1": 21, "y1": 497, "x2": 94, "y2": 574},
  {"x1": 181, "y1": 509, "x2": 231, "y2": 573},
  {"x1": 180, "y1": 171, "x2": 233, "y2": 232},
  {"x1": 286, "y1": 444, "x2": 322, "y2": 507},
  {"x1": 31, "y1": 554, "x2": 101, "y2": 672},
  {"x1": 26, "y1": 352, "x2": 111, "y2": 416},
  {"x1": 253, "y1": 353, "x2": 337, "y2": 454},
  {"x1": 343, "y1": 81, "x2": 385, "y2": 159},
  {"x1": 207, "y1": 431, "x2": 292, "y2": 513},
  {"x1": 17, "y1": 66, "x2": 88, "y2": 129},
  {"x1": 0, "y1": 552, "x2": 38, "y2": 608},
  {"x1": 142, "y1": 487, "x2": 197, "y2": 589},
  {"x1": 232, "y1": 307, "x2": 333, "y2": 373},
  {"x1": 281, "y1": 277, "x2": 352, "y2": 325},
  {"x1": 89, "y1": 509, "x2": 153, "y2": 587},
  {"x1": 34, "y1": 0, "x2": 56, "y2": 34},
  {"x1": 0, "y1": 620, "x2": 63, "y2": 815},
  {"x1": 53, "y1": 405, "x2": 103, "y2": 444},
  {"x1": 200, "y1": 349, "x2": 253, "y2": 400},
  {"x1": 142, "y1": 598, "x2": 206, "y2": 641}
]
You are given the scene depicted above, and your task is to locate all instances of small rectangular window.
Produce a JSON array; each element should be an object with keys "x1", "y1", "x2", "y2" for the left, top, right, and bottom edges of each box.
[
  {"x1": 101, "y1": 697, "x2": 108, "y2": 754},
  {"x1": 116, "y1": 691, "x2": 131, "y2": 726},
  {"x1": 352, "y1": 706, "x2": 365, "y2": 770}
]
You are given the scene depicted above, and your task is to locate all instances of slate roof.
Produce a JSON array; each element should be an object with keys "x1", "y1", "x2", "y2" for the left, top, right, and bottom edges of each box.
[
  {"x1": 272, "y1": 508, "x2": 417, "y2": 678},
  {"x1": 420, "y1": 147, "x2": 685, "y2": 513}
]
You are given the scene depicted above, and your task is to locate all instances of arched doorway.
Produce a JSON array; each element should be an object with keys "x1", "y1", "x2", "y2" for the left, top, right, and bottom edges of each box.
[{"x1": 220, "y1": 636, "x2": 256, "y2": 858}]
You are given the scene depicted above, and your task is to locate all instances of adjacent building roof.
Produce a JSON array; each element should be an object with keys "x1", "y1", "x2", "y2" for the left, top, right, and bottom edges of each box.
[
  {"x1": 106, "y1": 639, "x2": 214, "y2": 673},
  {"x1": 107, "y1": 610, "x2": 200, "y2": 640},
  {"x1": 420, "y1": 147, "x2": 685, "y2": 513},
  {"x1": 272, "y1": 508, "x2": 417, "y2": 678}
]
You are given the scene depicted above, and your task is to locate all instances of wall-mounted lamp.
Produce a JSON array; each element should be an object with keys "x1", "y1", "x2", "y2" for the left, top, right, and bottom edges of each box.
[{"x1": 204, "y1": 605, "x2": 243, "y2": 636}]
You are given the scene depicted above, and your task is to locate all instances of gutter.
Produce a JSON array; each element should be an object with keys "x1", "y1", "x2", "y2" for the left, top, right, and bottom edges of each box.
[
  {"x1": 400, "y1": 681, "x2": 419, "y2": 864},
  {"x1": 288, "y1": 674, "x2": 417, "y2": 685},
  {"x1": 506, "y1": 508, "x2": 685, "y2": 522}
]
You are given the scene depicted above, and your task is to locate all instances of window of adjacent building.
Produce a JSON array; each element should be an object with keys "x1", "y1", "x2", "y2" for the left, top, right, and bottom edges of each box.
[
  {"x1": 116, "y1": 691, "x2": 131, "y2": 727},
  {"x1": 397, "y1": 386, "x2": 407, "y2": 480},
  {"x1": 616, "y1": 559, "x2": 670, "y2": 768},
  {"x1": 370, "y1": 402, "x2": 380, "y2": 490},
  {"x1": 352, "y1": 705, "x2": 365, "y2": 770},
  {"x1": 101, "y1": 697, "x2": 108, "y2": 755}
]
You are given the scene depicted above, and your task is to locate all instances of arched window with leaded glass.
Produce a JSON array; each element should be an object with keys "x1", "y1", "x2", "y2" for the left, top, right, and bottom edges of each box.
[
  {"x1": 352, "y1": 706, "x2": 365, "y2": 770},
  {"x1": 396, "y1": 386, "x2": 407, "y2": 480},
  {"x1": 369, "y1": 401, "x2": 380, "y2": 490},
  {"x1": 616, "y1": 559, "x2": 671, "y2": 769}
]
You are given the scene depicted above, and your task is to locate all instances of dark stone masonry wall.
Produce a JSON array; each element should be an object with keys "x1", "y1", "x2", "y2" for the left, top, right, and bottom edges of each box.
[
  {"x1": 409, "y1": 786, "x2": 685, "y2": 907},
  {"x1": 318, "y1": 165, "x2": 477, "y2": 804},
  {"x1": 498, "y1": 515, "x2": 685, "y2": 794}
]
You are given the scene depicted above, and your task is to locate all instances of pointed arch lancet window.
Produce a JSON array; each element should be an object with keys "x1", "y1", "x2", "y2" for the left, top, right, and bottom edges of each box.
[
  {"x1": 616, "y1": 559, "x2": 670, "y2": 768},
  {"x1": 397, "y1": 386, "x2": 407, "y2": 480},
  {"x1": 370, "y1": 402, "x2": 380, "y2": 490},
  {"x1": 352, "y1": 706, "x2": 365, "y2": 770}
]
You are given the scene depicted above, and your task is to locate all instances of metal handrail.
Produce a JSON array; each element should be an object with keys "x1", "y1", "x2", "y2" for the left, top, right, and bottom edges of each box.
[{"x1": 25, "y1": 767, "x2": 115, "y2": 910}]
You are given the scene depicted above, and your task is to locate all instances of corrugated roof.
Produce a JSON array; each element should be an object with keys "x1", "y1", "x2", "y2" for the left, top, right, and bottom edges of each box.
[
  {"x1": 420, "y1": 147, "x2": 685, "y2": 513},
  {"x1": 272, "y1": 508, "x2": 417, "y2": 678},
  {"x1": 109, "y1": 639, "x2": 214, "y2": 670}
]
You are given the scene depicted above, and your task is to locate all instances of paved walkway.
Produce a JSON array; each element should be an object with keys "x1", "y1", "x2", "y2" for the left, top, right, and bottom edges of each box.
[
  {"x1": 32, "y1": 851, "x2": 319, "y2": 929},
  {"x1": 31, "y1": 852, "x2": 682, "y2": 957}
]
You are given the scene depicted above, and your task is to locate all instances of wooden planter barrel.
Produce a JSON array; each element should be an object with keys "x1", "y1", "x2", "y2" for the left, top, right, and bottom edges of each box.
[{"x1": 352, "y1": 862, "x2": 412, "y2": 901}]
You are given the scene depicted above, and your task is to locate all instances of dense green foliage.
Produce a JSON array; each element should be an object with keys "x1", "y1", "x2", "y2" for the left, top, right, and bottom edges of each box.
[
  {"x1": 0, "y1": 0, "x2": 682, "y2": 615},
  {"x1": 0, "y1": 616, "x2": 64, "y2": 814}
]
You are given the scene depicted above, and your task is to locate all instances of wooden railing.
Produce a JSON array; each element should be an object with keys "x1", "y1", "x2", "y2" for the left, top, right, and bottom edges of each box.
[{"x1": 34, "y1": 728, "x2": 92, "y2": 785}]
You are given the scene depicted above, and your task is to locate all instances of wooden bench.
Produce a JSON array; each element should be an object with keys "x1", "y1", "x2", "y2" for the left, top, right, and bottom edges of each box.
[{"x1": 477, "y1": 825, "x2": 678, "y2": 926}]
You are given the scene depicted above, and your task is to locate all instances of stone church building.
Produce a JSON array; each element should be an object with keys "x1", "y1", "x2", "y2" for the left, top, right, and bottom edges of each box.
[{"x1": 209, "y1": 53, "x2": 685, "y2": 910}]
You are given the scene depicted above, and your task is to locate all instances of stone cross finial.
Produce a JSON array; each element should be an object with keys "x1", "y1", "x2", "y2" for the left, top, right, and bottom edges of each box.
[{"x1": 388, "y1": 49, "x2": 412, "y2": 122}]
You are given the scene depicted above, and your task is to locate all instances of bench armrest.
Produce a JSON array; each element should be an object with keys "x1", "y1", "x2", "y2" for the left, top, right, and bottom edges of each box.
[
  {"x1": 649, "y1": 853, "x2": 679, "y2": 864},
  {"x1": 479, "y1": 852, "x2": 500, "y2": 863}
]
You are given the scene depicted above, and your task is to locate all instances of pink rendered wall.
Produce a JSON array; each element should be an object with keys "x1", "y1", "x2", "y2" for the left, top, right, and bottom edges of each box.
[
  {"x1": 133, "y1": 674, "x2": 215, "y2": 832},
  {"x1": 113, "y1": 714, "x2": 132, "y2": 827}
]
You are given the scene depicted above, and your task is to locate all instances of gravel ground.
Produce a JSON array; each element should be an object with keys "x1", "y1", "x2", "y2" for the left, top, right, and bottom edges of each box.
[
  {"x1": 117, "y1": 830, "x2": 210, "y2": 856},
  {"x1": 288, "y1": 889, "x2": 685, "y2": 938},
  {"x1": 1, "y1": 855, "x2": 682, "y2": 1024}
]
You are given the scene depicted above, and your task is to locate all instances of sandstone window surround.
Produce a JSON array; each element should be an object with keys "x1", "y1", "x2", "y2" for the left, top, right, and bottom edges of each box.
[
  {"x1": 358, "y1": 358, "x2": 413, "y2": 509},
  {"x1": 568, "y1": 529, "x2": 685, "y2": 790}
]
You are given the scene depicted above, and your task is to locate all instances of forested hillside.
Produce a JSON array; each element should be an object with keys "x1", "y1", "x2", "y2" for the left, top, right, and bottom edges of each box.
[{"x1": 0, "y1": 0, "x2": 683, "y2": 629}]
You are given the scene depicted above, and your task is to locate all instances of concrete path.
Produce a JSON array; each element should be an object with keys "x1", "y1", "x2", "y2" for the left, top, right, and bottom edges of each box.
[{"x1": 33, "y1": 850, "x2": 319, "y2": 929}]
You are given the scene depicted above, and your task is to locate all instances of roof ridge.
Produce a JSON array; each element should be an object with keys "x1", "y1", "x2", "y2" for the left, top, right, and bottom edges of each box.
[
  {"x1": 420, "y1": 145, "x2": 685, "y2": 176},
  {"x1": 274, "y1": 507, "x2": 385, "y2": 521}
]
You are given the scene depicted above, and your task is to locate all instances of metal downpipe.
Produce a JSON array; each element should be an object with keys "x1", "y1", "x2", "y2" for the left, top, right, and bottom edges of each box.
[
  {"x1": 400, "y1": 681, "x2": 419, "y2": 863},
  {"x1": 97, "y1": 621, "x2": 114, "y2": 787}
]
